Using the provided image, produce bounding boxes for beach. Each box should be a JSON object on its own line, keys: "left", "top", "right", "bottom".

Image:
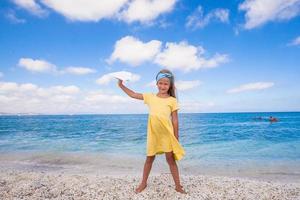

{"left": 0, "top": 152, "right": 300, "bottom": 200}
{"left": 1, "top": 170, "right": 300, "bottom": 200}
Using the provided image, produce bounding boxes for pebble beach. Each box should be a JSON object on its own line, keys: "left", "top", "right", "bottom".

{"left": 1, "top": 169, "right": 299, "bottom": 200}
{"left": 0, "top": 152, "right": 299, "bottom": 200}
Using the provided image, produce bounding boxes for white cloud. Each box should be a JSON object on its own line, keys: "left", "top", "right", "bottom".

{"left": 289, "top": 36, "right": 300, "bottom": 46}
{"left": 180, "top": 100, "right": 215, "bottom": 113}
{"left": 239, "top": 0, "right": 300, "bottom": 29}
{"left": 227, "top": 82, "right": 274, "bottom": 94}
{"left": 5, "top": 10, "right": 26, "bottom": 23}
{"left": 18, "top": 58, "right": 57, "bottom": 73}
{"left": 96, "top": 71, "right": 140, "bottom": 85}
{"left": 13, "top": 0, "right": 175, "bottom": 24}
{"left": 120, "top": 0, "right": 176, "bottom": 23}
{"left": 50, "top": 85, "right": 80, "bottom": 95}
{"left": 18, "top": 58, "right": 96, "bottom": 75}
{"left": 108, "top": 37, "right": 229, "bottom": 71}
{"left": 63, "top": 67, "right": 96, "bottom": 75}
{"left": 12, "top": 0, "right": 48, "bottom": 17}
{"left": 108, "top": 36, "right": 162, "bottom": 66}
{"left": 19, "top": 83, "right": 38, "bottom": 91}
{"left": 85, "top": 91, "right": 129, "bottom": 103}
{"left": 0, "top": 82, "right": 19, "bottom": 92}
{"left": 186, "top": 6, "right": 229, "bottom": 29}
{"left": 41, "top": 0, "right": 127, "bottom": 22}
{"left": 175, "top": 80, "right": 201, "bottom": 91}
{"left": 0, "top": 81, "right": 79, "bottom": 95}
{"left": 0, "top": 82, "right": 79, "bottom": 108}
{"left": 155, "top": 41, "right": 229, "bottom": 72}
{"left": 0, "top": 81, "right": 146, "bottom": 114}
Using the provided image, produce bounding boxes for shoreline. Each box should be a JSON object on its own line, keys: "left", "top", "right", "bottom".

{"left": 1, "top": 151, "right": 300, "bottom": 183}
{"left": 0, "top": 151, "right": 300, "bottom": 199}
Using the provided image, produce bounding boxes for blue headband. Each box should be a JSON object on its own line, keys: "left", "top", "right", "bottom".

{"left": 156, "top": 72, "right": 173, "bottom": 82}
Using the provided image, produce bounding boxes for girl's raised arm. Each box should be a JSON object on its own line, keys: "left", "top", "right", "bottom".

{"left": 117, "top": 78, "right": 143, "bottom": 100}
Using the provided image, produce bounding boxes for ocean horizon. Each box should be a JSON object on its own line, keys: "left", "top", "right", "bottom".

{"left": 1, "top": 111, "right": 300, "bottom": 115}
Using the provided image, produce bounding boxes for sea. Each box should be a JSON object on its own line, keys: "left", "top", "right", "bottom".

{"left": 0, "top": 112, "right": 299, "bottom": 181}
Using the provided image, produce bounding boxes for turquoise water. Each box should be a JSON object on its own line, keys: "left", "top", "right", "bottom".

{"left": 0, "top": 112, "right": 300, "bottom": 163}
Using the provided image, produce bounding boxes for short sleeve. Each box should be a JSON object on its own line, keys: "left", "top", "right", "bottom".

{"left": 142, "top": 93, "right": 151, "bottom": 105}
{"left": 171, "top": 98, "right": 179, "bottom": 112}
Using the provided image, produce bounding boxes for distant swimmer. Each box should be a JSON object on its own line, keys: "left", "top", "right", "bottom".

{"left": 269, "top": 116, "right": 278, "bottom": 122}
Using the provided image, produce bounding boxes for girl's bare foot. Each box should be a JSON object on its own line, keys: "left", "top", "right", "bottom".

{"left": 175, "top": 186, "right": 187, "bottom": 194}
{"left": 135, "top": 183, "right": 147, "bottom": 193}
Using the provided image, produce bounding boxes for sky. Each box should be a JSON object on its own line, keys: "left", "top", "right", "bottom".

{"left": 0, "top": 0, "right": 299, "bottom": 114}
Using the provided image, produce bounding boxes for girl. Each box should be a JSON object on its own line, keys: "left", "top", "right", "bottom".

{"left": 117, "top": 69, "right": 187, "bottom": 194}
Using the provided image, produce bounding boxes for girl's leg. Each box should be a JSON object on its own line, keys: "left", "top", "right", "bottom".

{"left": 165, "top": 152, "right": 187, "bottom": 194}
{"left": 135, "top": 155, "right": 155, "bottom": 193}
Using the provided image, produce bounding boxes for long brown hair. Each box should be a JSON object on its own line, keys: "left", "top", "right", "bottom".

{"left": 156, "top": 69, "right": 177, "bottom": 98}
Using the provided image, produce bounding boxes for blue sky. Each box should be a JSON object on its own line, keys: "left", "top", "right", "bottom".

{"left": 0, "top": 0, "right": 299, "bottom": 114}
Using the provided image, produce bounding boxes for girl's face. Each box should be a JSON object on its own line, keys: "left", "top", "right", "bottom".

{"left": 156, "top": 78, "right": 170, "bottom": 94}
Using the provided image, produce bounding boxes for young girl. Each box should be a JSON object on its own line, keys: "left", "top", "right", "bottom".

{"left": 117, "top": 69, "right": 187, "bottom": 194}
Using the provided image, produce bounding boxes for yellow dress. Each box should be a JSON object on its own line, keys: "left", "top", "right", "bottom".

{"left": 143, "top": 92, "right": 185, "bottom": 161}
